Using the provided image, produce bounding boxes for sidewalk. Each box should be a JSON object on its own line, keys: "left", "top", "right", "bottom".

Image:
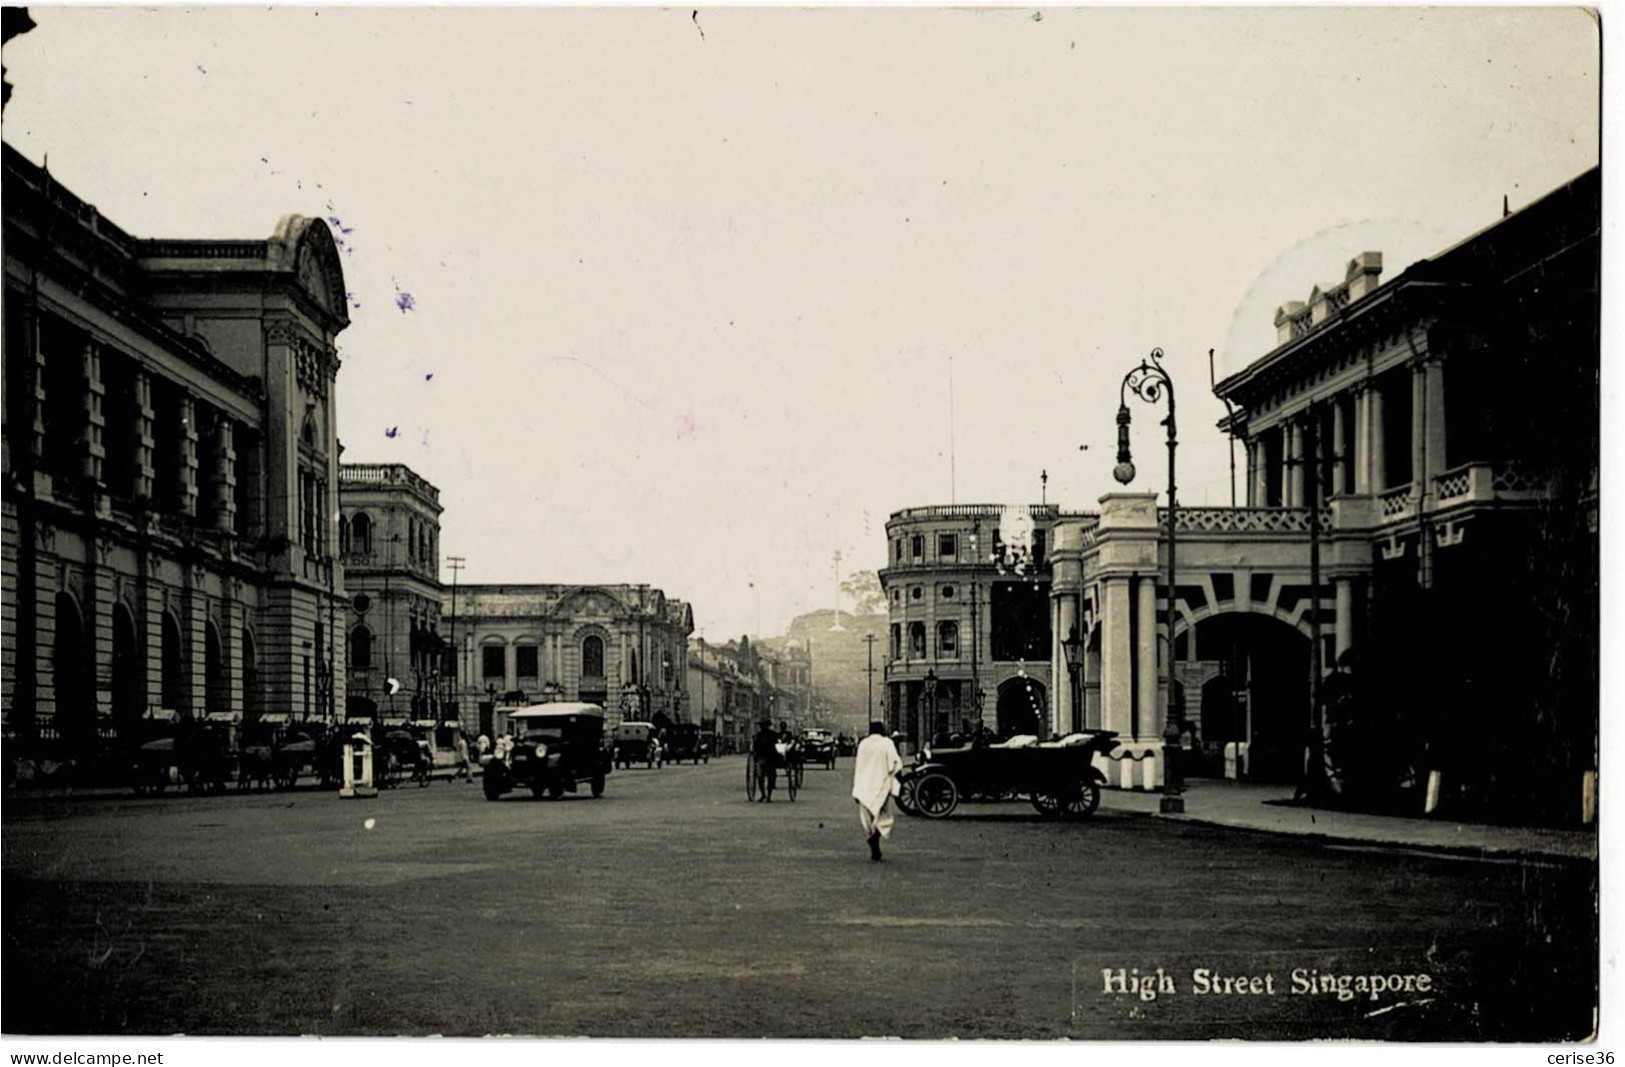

{"left": 1099, "top": 777, "right": 1597, "bottom": 861}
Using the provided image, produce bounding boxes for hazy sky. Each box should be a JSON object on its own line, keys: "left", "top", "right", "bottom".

{"left": 2, "top": 7, "right": 1600, "bottom": 638}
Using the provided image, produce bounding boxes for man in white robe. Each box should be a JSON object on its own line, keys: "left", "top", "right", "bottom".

{"left": 851, "top": 720, "right": 904, "bottom": 861}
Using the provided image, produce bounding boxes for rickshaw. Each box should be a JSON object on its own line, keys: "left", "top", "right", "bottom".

{"left": 665, "top": 722, "right": 709, "bottom": 765}
{"left": 613, "top": 722, "right": 663, "bottom": 769}
{"left": 377, "top": 728, "right": 433, "bottom": 788}
{"left": 745, "top": 736, "right": 801, "bottom": 802}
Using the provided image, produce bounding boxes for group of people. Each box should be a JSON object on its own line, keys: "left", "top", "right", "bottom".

{"left": 449, "top": 730, "right": 497, "bottom": 783}
{"left": 751, "top": 718, "right": 906, "bottom": 863}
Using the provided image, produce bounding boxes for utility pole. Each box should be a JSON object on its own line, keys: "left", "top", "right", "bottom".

{"left": 865, "top": 632, "right": 877, "bottom": 724}
{"left": 447, "top": 555, "right": 465, "bottom": 726}
{"left": 830, "top": 548, "right": 846, "bottom": 631}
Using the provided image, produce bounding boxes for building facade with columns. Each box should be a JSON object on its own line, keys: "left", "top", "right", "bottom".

{"left": 879, "top": 504, "right": 1089, "bottom": 750}
{"left": 1049, "top": 167, "right": 1598, "bottom": 816}
{"left": 2, "top": 144, "right": 351, "bottom": 766}
{"left": 444, "top": 584, "right": 693, "bottom": 737}
{"left": 339, "top": 463, "right": 444, "bottom": 722}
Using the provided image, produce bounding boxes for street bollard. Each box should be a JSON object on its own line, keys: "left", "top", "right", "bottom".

{"left": 1424, "top": 769, "right": 1443, "bottom": 815}
{"left": 1582, "top": 771, "right": 1597, "bottom": 825}
{"left": 340, "top": 733, "right": 377, "bottom": 799}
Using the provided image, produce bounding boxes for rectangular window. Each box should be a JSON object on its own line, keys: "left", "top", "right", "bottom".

{"left": 911, "top": 534, "right": 924, "bottom": 559}
{"left": 890, "top": 624, "right": 902, "bottom": 660}
{"left": 939, "top": 533, "right": 957, "bottom": 560}
{"left": 482, "top": 646, "right": 506, "bottom": 679}
{"left": 100, "top": 352, "right": 138, "bottom": 502}
{"left": 516, "top": 646, "right": 539, "bottom": 678}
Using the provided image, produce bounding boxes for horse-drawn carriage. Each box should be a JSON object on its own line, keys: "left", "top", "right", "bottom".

{"left": 131, "top": 716, "right": 234, "bottom": 794}
{"left": 375, "top": 728, "right": 433, "bottom": 788}
{"left": 895, "top": 731, "right": 1121, "bottom": 820}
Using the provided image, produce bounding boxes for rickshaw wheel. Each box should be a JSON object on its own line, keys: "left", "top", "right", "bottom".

{"left": 746, "top": 752, "right": 759, "bottom": 801}
{"left": 915, "top": 772, "right": 959, "bottom": 818}
{"left": 786, "top": 767, "right": 798, "bottom": 801}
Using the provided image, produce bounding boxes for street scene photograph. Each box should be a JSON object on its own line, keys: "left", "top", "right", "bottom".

{"left": 0, "top": 4, "right": 1606, "bottom": 1052}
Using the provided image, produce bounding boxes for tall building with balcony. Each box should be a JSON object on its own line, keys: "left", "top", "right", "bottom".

{"left": 1048, "top": 166, "right": 1598, "bottom": 818}
{"left": 2, "top": 145, "right": 351, "bottom": 768}
{"left": 443, "top": 584, "right": 693, "bottom": 738}
{"left": 338, "top": 462, "right": 444, "bottom": 722}
{"left": 879, "top": 505, "right": 1092, "bottom": 749}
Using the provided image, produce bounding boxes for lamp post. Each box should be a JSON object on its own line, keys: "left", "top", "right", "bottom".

{"left": 1114, "top": 347, "right": 1184, "bottom": 814}
{"left": 922, "top": 668, "right": 938, "bottom": 748}
{"left": 1061, "top": 622, "right": 1084, "bottom": 735}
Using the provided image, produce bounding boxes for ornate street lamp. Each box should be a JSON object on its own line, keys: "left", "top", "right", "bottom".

{"left": 1061, "top": 622, "right": 1084, "bottom": 734}
{"left": 922, "top": 668, "right": 938, "bottom": 746}
{"left": 1115, "top": 347, "right": 1184, "bottom": 814}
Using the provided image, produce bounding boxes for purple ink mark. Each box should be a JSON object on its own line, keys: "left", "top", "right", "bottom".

{"left": 424, "top": 373, "right": 434, "bottom": 381}
{"left": 394, "top": 291, "right": 416, "bottom": 313}
{"left": 385, "top": 426, "right": 399, "bottom": 439}
{"left": 326, "top": 215, "right": 354, "bottom": 235}
{"left": 346, "top": 291, "right": 362, "bottom": 310}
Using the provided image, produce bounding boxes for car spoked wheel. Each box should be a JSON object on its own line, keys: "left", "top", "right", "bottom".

{"left": 914, "top": 772, "right": 958, "bottom": 819}
{"left": 1029, "top": 789, "right": 1063, "bottom": 818}
{"left": 1064, "top": 780, "right": 1102, "bottom": 819}
{"left": 894, "top": 776, "right": 919, "bottom": 816}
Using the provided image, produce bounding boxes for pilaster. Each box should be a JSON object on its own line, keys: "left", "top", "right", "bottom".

{"left": 81, "top": 341, "right": 106, "bottom": 489}
{"left": 1331, "top": 398, "right": 1347, "bottom": 496}
{"left": 1424, "top": 356, "right": 1448, "bottom": 488}
{"left": 1410, "top": 362, "right": 1426, "bottom": 497}
{"left": 133, "top": 370, "right": 156, "bottom": 502}
{"left": 1135, "top": 575, "right": 1157, "bottom": 743}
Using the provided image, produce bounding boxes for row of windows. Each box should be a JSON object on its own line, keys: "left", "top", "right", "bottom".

{"left": 481, "top": 636, "right": 605, "bottom": 680}
{"left": 338, "top": 511, "right": 437, "bottom": 564}
{"left": 892, "top": 583, "right": 958, "bottom": 605}
{"left": 890, "top": 621, "right": 960, "bottom": 659}
{"left": 894, "top": 533, "right": 960, "bottom": 563}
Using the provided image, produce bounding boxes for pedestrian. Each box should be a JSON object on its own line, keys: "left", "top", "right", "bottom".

{"left": 751, "top": 719, "right": 779, "bottom": 802}
{"left": 476, "top": 733, "right": 491, "bottom": 763}
{"left": 851, "top": 720, "right": 903, "bottom": 862}
{"left": 453, "top": 731, "right": 472, "bottom": 782}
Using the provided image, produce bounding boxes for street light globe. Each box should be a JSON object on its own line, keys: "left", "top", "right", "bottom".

{"left": 1113, "top": 460, "right": 1137, "bottom": 485}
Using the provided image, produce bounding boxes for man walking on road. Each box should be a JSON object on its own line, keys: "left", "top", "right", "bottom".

{"left": 851, "top": 720, "right": 903, "bottom": 861}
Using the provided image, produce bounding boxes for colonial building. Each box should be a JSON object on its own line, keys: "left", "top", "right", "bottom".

{"left": 339, "top": 462, "right": 444, "bottom": 722}
{"left": 879, "top": 504, "right": 1087, "bottom": 749}
{"left": 2, "top": 144, "right": 350, "bottom": 767}
{"left": 1048, "top": 167, "right": 1598, "bottom": 819}
{"left": 444, "top": 584, "right": 693, "bottom": 737}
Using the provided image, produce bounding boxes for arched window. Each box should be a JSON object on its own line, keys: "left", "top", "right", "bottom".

{"left": 352, "top": 512, "right": 373, "bottom": 554}
{"left": 339, "top": 514, "right": 350, "bottom": 555}
{"left": 351, "top": 625, "right": 372, "bottom": 669}
{"left": 908, "top": 622, "right": 926, "bottom": 658}
{"left": 205, "top": 621, "right": 226, "bottom": 712}
{"left": 937, "top": 621, "right": 959, "bottom": 657}
{"left": 582, "top": 635, "right": 605, "bottom": 678}
{"left": 53, "top": 592, "right": 92, "bottom": 744}
{"left": 111, "top": 603, "right": 141, "bottom": 729}
{"left": 161, "top": 611, "right": 184, "bottom": 712}
{"left": 300, "top": 409, "right": 317, "bottom": 447}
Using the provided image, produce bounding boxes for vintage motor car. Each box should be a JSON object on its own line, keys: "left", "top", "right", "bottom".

{"left": 483, "top": 703, "right": 611, "bottom": 801}
{"left": 895, "top": 731, "right": 1121, "bottom": 820}
{"left": 664, "top": 722, "right": 709, "bottom": 765}
{"left": 612, "top": 721, "right": 663, "bottom": 769}
{"left": 801, "top": 728, "right": 838, "bottom": 770}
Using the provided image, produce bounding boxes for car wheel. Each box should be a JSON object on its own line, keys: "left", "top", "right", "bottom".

{"left": 914, "top": 772, "right": 958, "bottom": 818}
{"left": 1064, "top": 780, "right": 1102, "bottom": 819}
{"left": 1030, "top": 790, "right": 1063, "bottom": 818}
{"left": 895, "top": 777, "right": 919, "bottom": 816}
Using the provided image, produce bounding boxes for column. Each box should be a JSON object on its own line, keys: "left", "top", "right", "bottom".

{"left": 1369, "top": 382, "right": 1387, "bottom": 493}
{"left": 225, "top": 594, "right": 244, "bottom": 720}
{"left": 1424, "top": 357, "right": 1448, "bottom": 488}
{"left": 178, "top": 392, "right": 200, "bottom": 519}
{"left": 1331, "top": 397, "right": 1348, "bottom": 496}
{"left": 504, "top": 642, "right": 517, "bottom": 695}
{"left": 81, "top": 342, "right": 106, "bottom": 489}
{"left": 1352, "top": 383, "right": 1370, "bottom": 494}
{"left": 1410, "top": 363, "right": 1426, "bottom": 496}
{"left": 212, "top": 418, "right": 238, "bottom": 533}
{"left": 1055, "top": 594, "right": 1078, "bottom": 733}
{"left": 1284, "top": 419, "right": 1304, "bottom": 507}
{"left": 184, "top": 570, "right": 206, "bottom": 718}
{"left": 90, "top": 538, "right": 115, "bottom": 721}
{"left": 1099, "top": 578, "right": 1133, "bottom": 737}
{"left": 132, "top": 371, "right": 156, "bottom": 503}
{"left": 140, "top": 558, "right": 164, "bottom": 714}
{"left": 1334, "top": 579, "right": 1354, "bottom": 666}
{"left": 1249, "top": 438, "right": 1267, "bottom": 507}
{"left": 1135, "top": 576, "right": 1157, "bottom": 743}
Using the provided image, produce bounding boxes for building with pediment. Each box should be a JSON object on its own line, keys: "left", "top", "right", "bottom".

{"left": 444, "top": 583, "right": 694, "bottom": 736}
{"left": 2, "top": 144, "right": 352, "bottom": 768}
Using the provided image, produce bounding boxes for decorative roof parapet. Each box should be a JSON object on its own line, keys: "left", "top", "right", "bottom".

{"left": 1273, "top": 252, "right": 1384, "bottom": 344}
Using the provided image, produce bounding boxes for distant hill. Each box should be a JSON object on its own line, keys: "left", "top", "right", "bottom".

{"left": 768, "top": 610, "right": 888, "bottom": 736}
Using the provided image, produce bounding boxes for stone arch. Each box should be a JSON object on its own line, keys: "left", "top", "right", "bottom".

{"left": 350, "top": 624, "right": 373, "bottom": 669}
{"left": 205, "top": 619, "right": 227, "bottom": 714}
{"left": 1178, "top": 608, "right": 1312, "bottom": 783}
{"left": 994, "top": 675, "right": 1047, "bottom": 738}
{"left": 350, "top": 511, "right": 373, "bottom": 554}
{"left": 242, "top": 625, "right": 262, "bottom": 720}
{"left": 53, "top": 591, "right": 94, "bottom": 749}
{"left": 553, "top": 586, "right": 627, "bottom": 620}
{"left": 161, "top": 609, "right": 185, "bottom": 714}
{"left": 111, "top": 601, "right": 143, "bottom": 734}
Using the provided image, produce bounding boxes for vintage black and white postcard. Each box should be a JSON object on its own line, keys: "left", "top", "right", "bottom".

{"left": 0, "top": 5, "right": 1606, "bottom": 1055}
